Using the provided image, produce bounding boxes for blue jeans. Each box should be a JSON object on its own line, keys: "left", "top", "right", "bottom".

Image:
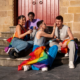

{"left": 11, "top": 38, "right": 33, "bottom": 52}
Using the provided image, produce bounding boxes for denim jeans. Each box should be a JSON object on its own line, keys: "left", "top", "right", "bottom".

{"left": 11, "top": 38, "right": 33, "bottom": 52}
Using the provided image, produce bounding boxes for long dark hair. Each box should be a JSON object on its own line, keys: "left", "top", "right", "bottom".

{"left": 18, "top": 15, "right": 26, "bottom": 20}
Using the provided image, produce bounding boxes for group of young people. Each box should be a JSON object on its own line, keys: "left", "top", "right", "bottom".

{"left": 9, "top": 12, "right": 77, "bottom": 71}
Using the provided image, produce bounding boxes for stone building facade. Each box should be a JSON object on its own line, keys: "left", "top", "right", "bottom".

{"left": 0, "top": 0, "right": 80, "bottom": 40}
{"left": 0, "top": 0, "right": 14, "bottom": 36}
{"left": 60, "top": 0, "right": 80, "bottom": 40}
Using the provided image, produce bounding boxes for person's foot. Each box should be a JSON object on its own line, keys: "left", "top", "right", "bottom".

{"left": 23, "top": 65, "right": 31, "bottom": 71}
{"left": 9, "top": 49, "right": 17, "bottom": 59}
{"left": 69, "top": 61, "right": 75, "bottom": 69}
{"left": 65, "top": 53, "right": 69, "bottom": 57}
{"left": 41, "top": 67, "right": 48, "bottom": 72}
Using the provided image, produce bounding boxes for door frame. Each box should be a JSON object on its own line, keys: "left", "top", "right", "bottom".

{"left": 13, "top": 0, "right": 18, "bottom": 25}
{"left": 14, "top": 0, "right": 59, "bottom": 26}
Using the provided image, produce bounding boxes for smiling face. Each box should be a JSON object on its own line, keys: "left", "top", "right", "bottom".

{"left": 56, "top": 19, "right": 63, "bottom": 27}
{"left": 19, "top": 17, "right": 26, "bottom": 25}
{"left": 28, "top": 14, "right": 34, "bottom": 21}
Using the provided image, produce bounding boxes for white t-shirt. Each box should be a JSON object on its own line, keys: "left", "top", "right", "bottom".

{"left": 55, "top": 25, "right": 69, "bottom": 40}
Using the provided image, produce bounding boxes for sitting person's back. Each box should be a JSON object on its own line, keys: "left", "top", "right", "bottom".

{"left": 34, "top": 30, "right": 45, "bottom": 46}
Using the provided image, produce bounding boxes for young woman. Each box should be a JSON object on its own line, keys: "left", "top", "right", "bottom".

{"left": 25, "top": 12, "right": 40, "bottom": 39}
{"left": 23, "top": 20, "right": 58, "bottom": 72}
{"left": 9, "top": 15, "right": 33, "bottom": 58}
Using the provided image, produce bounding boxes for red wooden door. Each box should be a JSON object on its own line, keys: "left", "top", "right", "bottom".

{"left": 18, "top": 0, "right": 59, "bottom": 26}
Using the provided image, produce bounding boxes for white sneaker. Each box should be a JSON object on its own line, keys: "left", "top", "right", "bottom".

{"left": 41, "top": 67, "right": 48, "bottom": 72}
{"left": 65, "top": 53, "right": 69, "bottom": 57}
{"left": 23, "top": 65, "right": 30, "bottom": 71}
{"left": 69, "top": 61, "right": 75, "bottom": 69}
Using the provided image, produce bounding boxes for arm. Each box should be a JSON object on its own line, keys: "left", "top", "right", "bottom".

{"left": 16, "top": 25, "right": 32, "bottom": 39}
{"left": 40, "top": 29, "right": 55, "bottom": 38}
{"left": 67, "top": 27, "right": 74, "bottom": 41}
{"left": 40, "top": 24, "right": 56, "bottom": 38}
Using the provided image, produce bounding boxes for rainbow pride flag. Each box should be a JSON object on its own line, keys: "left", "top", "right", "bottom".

{"left": 18, "top": 46, "right": 49, "bottom": 71}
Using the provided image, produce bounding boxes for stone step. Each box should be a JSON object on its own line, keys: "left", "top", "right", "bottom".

{"left": 0, "top": 53, "right": 80, "bottom": 67}
{"left": 0, "top": 37, "right": 9, "bottom": 46}
{"left": 9, "top": 26, "right": 51, "bottom": 33}
{"left": 0, "top": 55, "right": 30, "bottom": 67}
{"left": 1, "top": 32, "right": 14, "bottom": 38}
{"left": 0, "top": 45, "right": 8, "bottom": 56}
{"left": 0, "top": 45, "right": 80, "bottom": 67}
{"left": 9, "top": 26, "right": 16, "bottom": 32}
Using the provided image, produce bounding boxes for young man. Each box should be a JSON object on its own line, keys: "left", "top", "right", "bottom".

{"left": 32, "top": 20, "right": 58, "bottom": 71}
{"left": 49, "top": 15, "right": 75, "bottom": 69}
{"left": 25, "top": 12, "right": 40, "bottom": 39}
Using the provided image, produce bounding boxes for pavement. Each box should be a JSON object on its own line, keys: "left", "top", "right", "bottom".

{"left": 0, "top": 63, "right": 80, "bottom": 80}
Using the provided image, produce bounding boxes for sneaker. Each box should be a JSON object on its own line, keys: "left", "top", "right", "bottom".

{"left": 65, "top": 53, "right": 69, "bottom": 57}
{"left": 69, "top": 61, "right": 75, "bottom": 69}
{"left": 41, "top": 67, "right": 48, "bottom": 72}
{"left": 23, "top": 65, "right": 31, "bottom": 71}
{"left": 9, "top": 49, "right": 19, "bottom": 59}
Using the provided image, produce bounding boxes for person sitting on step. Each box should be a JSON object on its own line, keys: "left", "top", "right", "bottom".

{"left": 25, "top": 12, "right": 40, "bottom": 40}
{"left": 9, "top": 15, "right": 33, "bottom": 59}
{"left": 49, "top": 15, "right": 76, "bottom": 69}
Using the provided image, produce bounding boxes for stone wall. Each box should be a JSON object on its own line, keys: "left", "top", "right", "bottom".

{"left": 0, "top": 0, "right": 14, "bottom": 36}
{"left": 59, "top": 0, "right": 80, "bottom": 40}
{"left": 0, "top": 0, "right": 80, "bottom": 40}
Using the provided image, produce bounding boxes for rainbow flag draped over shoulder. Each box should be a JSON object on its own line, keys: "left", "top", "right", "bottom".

{"left": 18, "top": 46, "right": 49, "bottom": 71}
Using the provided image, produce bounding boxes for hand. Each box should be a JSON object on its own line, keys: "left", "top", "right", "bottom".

{"left": 54, "top": 36, "right": 57, "bottom": 39}
{"left": 59, "top": 42, "right": 63, "bottom": 47}
{"left": 62, "top": 41, "right": 67, "bottom": 48}
{"left": 27, "top": 30, "right": 33, "bottom": 34}
{"left": 53, "top": 23, "right": 56, "bottom": 29}
{"left": 33, "top": 26, "right": 36, "bottom": 29}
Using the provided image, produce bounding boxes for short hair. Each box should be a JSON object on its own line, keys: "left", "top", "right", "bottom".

{"left": 28, "top": 12, "right": 35, "bottom": 17}
{"left": 18, "top": 15, "right": 26, "bottom": 20}
{"left": 37, "top": 20, "right": 43, "bottom": 28}
{"left": 56, "top": 15, "right": 63, "bottom": 22}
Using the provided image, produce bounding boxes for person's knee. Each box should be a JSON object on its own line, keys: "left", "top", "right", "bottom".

{"left": 52, "top": 45, "right": 58, "bottom": 50}
{"left": 30, "top": 41, "right": 34, "bottom": 45}
{"left": 49, "top": 42, "right": 54, "bottom": 47}
{"left": 50, "top": 45, "right": 58, "bottom": 51}
{"left": 68, "top": 41, "right": 75, "bottom": 48}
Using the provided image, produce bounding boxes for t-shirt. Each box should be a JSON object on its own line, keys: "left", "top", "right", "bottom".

{"left": 55, "top": 25, "right": 69, "bottom": 40}
{"left": 25, "top": 19, "right": 40, "bottom": 29}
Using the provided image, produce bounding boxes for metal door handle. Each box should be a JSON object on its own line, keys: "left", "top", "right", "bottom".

{"left": 32, "top": 1, "right": 36, "bottom": 5}
{"left": 39, "top": 1, "right": 43, "bottom": 4}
